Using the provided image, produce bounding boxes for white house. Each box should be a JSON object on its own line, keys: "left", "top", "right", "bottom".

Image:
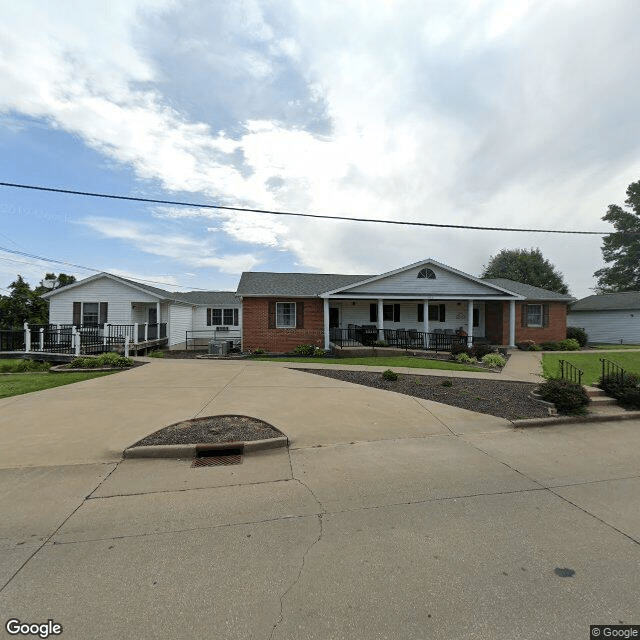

{"left": 41, "top": 272, "right": 240, "bottom": 349}
{"left": 568, "top": 292, "right": 640, "bottom": 344}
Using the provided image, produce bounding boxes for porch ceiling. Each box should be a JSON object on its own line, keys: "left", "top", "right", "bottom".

{"left": 324, "top": 293, "right": 522, "bottom": 300}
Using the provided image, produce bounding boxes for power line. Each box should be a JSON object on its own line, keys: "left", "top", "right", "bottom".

{"left": 0, "top": 246, "right": 209, "bottom": 290}
{"left": 0, "top": 181, "right": 619, "bottom": 235}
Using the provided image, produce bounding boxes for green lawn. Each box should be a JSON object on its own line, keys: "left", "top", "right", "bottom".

{"left": 542, "top": 351, "right": 640, "bottom": 386}
{"left": 250, "top": 355, "right": 486, "bottom": 372}
{"left": 0, "top": 370, "right": 116, "bottom": 398}
{"left": 590, "top": 344, "right": 640, "bottom": 350}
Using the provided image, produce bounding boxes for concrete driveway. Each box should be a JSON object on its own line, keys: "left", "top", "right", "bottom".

{"left": 1, "top": 359, "right": 639, "bottom": 639}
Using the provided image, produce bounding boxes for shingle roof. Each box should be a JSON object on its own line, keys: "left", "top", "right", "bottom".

{"left": 237, "top": 272, "right": 373, "bottom": 296}
{"left": 172, "top": 291, "right": 238, "bottom": 305}
{"left": 570, "top": 291, "right": 640, "bottom": 311}
{"left": 482, "top": 278, "right": 574, "bottom": 301}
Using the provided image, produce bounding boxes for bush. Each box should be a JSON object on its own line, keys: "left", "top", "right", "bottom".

{"left": 616, "top": 386, "right": 640, "bottom": 410}
{"left": 148, "top": 350, "right": 164, "bottom": 358}
{"left": 252, "top": 348, "right": 265, "bottom": 355}
{"left": 382, "top": 369, "right": 398, "bottom": 381}
{"left": 528, "top": 344, "right": 542, "bottom": 351}
{"left": 455, "top": 353, "right": 476, "bottom": 364}
{"left": 374, "top": 340, "right": 389, "bottom": 347}
{"left": 598, "top": 372, "right": 640, "bottom": 409}
{"left": 538, "top": 379, "right": 590, "bottom": 414}
{"left": 566, "top": 326, "right": 588, "bottom": 347}
{"left": 292, "top": 344, "right": 316, "bottom": 356}
{"left": 441, "top": 379, "right": 453, "bottom": 387}
{"left": 313, "top": 347, "right": 325, "bottom": 357}
{"left": 481, "top": 353, "right": 507, "bottom": 367}
{"left": 558, "top": 338, "right": 580, "bottom": 351}
{"left": 69, "top": 352, "right": 134, "bottom": 369}
{"left": 0, "top": 359, "right": 50, "bottom": 373}
{"left": 540, "top": 341, "right": 560, "bottom": 351}
{"left": 474, "top": 344, "right": 495, "bottom": 359}
{"left": 451, "top": 342, "right": 472, "bottom": 356}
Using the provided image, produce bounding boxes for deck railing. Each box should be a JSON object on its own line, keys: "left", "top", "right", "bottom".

{"left": 330, "top": 326, "right": 475, "bottom": 352}
{"left": 600, "top": 358, "right": 625, "bottom": 385}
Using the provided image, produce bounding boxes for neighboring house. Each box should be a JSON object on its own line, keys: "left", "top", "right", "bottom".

{"left": 41, "top": 272, "right": 240, "bottom": 349}
{"left": 237, "top": 259, "right": 573, "bottom": 352}
{"left": 568, "top": 292, "right": 640, "bottom": 344}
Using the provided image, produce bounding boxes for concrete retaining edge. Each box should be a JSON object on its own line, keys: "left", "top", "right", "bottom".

{"left": 123, "top": 436, "right": 288, "bottom": 459}
{"left": 513, "top": 410, "right": 640, "bottom": 428}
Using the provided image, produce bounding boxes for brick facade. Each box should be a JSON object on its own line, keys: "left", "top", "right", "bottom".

{"left": 242, "top": 297, "right": 324, "bottom": 352}
{"left": 515, "top": 301, "right": 568, "bottom": 344}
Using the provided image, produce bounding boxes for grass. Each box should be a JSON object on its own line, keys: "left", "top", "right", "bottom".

{"left": 0, "top": 359, "right": 51, "bottom": 373}
{"left": 250, "top": 355, "right": 486, "bottom": 372}
{"left": 590, "top": 344, "right": 640, "bottom": 350}
{"left": 542, "top": 351, "right": 640, "bottom": 386}
{"left": 0, "top": 369, "right": 116, "bottom": 398}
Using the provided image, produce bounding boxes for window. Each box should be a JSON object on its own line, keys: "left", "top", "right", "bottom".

{"left": 526, "top": 304, "right": 542, "bottom": 327}
{"left": 370, "top": 304, "right": 400, "bottom": 322}
{"left": 276, "top": 302, "right": 296, "bottom": 328}
{"left": 82, "top": 302, "right": 99, "bottom": 326}
{"left": 417, "top": 268, "right": 436, "bottom": 279}
{"left": 207, "top": 308, "right": 239, "bottom": 326}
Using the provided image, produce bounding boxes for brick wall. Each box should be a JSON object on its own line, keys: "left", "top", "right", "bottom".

{"left": 241, "top": 297, "right": 324, "bottom": 352}
{"left": 515, "top": 301, "right": 568, "bottom": 343}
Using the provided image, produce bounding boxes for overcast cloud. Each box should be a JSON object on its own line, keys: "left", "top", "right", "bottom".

{"left": 0, "top": 0, "right": 638, "bottom": 296}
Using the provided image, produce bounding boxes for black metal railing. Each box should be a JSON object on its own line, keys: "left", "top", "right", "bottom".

{"left": 107, "top": 324, "right": 135, "bottom": 341}
{"left": 559, "top": 359, "right": 583, "bottom": 384}
{"left": 329, "top": 326, "right": 474, "bottom": 352}
{"left": 0, "top": 329, "right": 25, "bottom": 351}
{"left": 600, "top": 358, "right": 625, "bottom": 385}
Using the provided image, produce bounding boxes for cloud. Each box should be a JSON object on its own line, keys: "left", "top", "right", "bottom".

{"left": 79, "top": 217, "right": 260, "bottom": 274}
{"left": 1, "top": 0, "right": 639, "bottom": 297}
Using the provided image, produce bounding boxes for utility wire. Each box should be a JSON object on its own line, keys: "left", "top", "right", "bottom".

{"left": 0, "top": 246, "right": 209, "bottom": 290}
{"left": 0, "top": 181, "right": 619, "bottom": 235}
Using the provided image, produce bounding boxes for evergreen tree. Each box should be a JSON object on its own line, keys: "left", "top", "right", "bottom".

{"left": 481, "top": 248, "right": 570, "bottom": 295}
{"left": 594, "top": 179, "right": 640, "bottom": 292}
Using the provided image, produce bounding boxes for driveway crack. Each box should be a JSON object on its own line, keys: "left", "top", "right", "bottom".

{"left": 269, "top": 513, "right": 323, "bottom": 640}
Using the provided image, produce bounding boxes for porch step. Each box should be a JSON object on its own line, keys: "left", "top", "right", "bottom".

{"left": 585, "top": 386, "right": 618, "bottom": 405}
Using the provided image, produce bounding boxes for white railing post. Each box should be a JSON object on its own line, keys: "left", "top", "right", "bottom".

{"left": 133, "top": 323, "right": 139, "bottom": 344}
{"left": 24, "top": 322, "right": 30, "bottom": 352}
{"left": 103, "top": 322, "right": 108, "bottom": 346}
{"left": 57, "top": 324, "right": 61, "bottom": 343}
{"left": 73, "top": 327, "right": 81, "bottom": 356}
{"left": 124, "top": 336, "right": 130, "bottom": 358}
{"left": 144, "top": 323, "right": 149, "bottom": 342}
{"left": 39, "top": 328, "right": 44, "bottom": 351}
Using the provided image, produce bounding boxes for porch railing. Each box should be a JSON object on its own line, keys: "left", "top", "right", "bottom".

{"left": 330, "top": 326, "right": 475, "bottom": 352}
{"left": 0, "top": 322, "right": 167, "bottom": 357}
{"left": 600, "top": 358, "right": 625, "bottom": 385}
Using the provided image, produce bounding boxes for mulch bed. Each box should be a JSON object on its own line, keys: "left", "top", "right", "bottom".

{"left": 296, "top": 368, "right": 550, "bottom": 421}
{"left": 132, "top": 415, "right": 283, "bottom": 446}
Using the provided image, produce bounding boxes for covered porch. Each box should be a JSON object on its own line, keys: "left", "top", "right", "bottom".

{"left": 321, "top": 297, "right": 517, "bottom": 351}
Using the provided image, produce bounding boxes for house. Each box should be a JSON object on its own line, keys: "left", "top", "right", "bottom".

{"left": 41, "top": 272, "right": 240, "bottom": 349}
{"left": 236, "top": 259, "right": 573, "bottom": 352}
{"left": 568, "top": 292, "right": 640, "bottom": 344}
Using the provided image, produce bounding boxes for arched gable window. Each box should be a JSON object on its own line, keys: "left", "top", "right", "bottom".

{"left": 417, "top": 268, "right": 436, "bottom": 279}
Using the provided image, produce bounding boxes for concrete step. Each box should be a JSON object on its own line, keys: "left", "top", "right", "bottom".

{"left": 589, "top": 396, "right": 618, "bottom": 406}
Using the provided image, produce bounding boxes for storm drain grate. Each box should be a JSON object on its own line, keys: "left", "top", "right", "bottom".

{"left": 191, "top": 446, "right": 243, "bottom": 468}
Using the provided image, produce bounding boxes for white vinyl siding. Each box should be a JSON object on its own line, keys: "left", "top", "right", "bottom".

{"left": 568, "top": 309, "right": 640, "bottom": 344}
{"left": 168, "top": 304, "right": 193, "bottom": 347}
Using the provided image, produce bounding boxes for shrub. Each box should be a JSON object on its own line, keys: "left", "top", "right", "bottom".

{"left": 540, "top": 341, "right": 560, "bottom": 351}
{"left": 313, "top": 347, "right": 325, "bottom": 357}
{"left": 474, "top": 344, "right": 495, "bottom": 359}
{"left": 616, "top": 386, "right": 640, "bottom": 410}
{"left": 529, "top": 344, "right": 542, "bottom": 351}
{"left": 148, "top": 350, "right": 164, "bottom": 358}
{"left": 566, "top": 326, "right": 588, "bottom": 347}
{"left": 374, "top": 340, "right": 389, "bottom": 347}
{"left": 455, "top": 353, "right": 476, "bottom": 364}
{"left": 0, "top": 359, "right": 50, "bottom": 373}
{"left": 292, "top": 344, "right": 316, "bottom": 356}
{"left": 598, "top": 373, "right": 640, "bottom": 406}
{"left": 382, "top": 369, "right": 398, "bottom": 381}
{"left": 482, "top": 353, "right": 507, "bottom": 367}
{"left": 441, "top": 379, "right": 453, "bottom": 387}
{"left": 538, "top": 379, "right": 590, "bottom": 414}
{"left": 451, "top": 342, "right": 472, "bottom": 356}
{"left": 69, "top": 352, "right": 134, "bottom": 369}
{"left": 558, "top": 338, "right": 580, "bottom": 351}
{"left": 252, "top": 348, "right": 265, "bottom": 355}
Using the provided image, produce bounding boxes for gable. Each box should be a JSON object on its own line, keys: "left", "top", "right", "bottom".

{"left": 329, "top": 262, "right": 519, "bottom": 298}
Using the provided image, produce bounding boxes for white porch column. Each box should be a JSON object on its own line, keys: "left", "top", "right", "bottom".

{"left": 24, "top": 322, "right": 30, "bottom": 352}
{"left": 323, "top": 298, "right": 330, "bottom": 350}
{"left": 467, "top": 300, "right": 474, "bottom": 347}
{"left": 509, "top": 300, "right": 516, "bottom": 347}
{"left": 156, "top": 302, "right": 160, "bottom": 324}
{"left": 133, "top": 323, "right": 139, "bottom": 344}
{"left": 73, "top": 327, "right": 80, "bottom": 356}
{"left": 124, "top": 336, "right": 130, "bottom": 358}
{"left": 103, "top": 322, "right": 108, "bottom": 346}
{"left": 144, "top": 323, "right": 149, "bottom": 341}
{"left": 377, "top": 298, "right": 384, "bottom": 341}
{"left": 423, "top": 301, "right": 429, "bottom": 347}
{"left": 39, "top": 328, "right": 44, "bottom": 351}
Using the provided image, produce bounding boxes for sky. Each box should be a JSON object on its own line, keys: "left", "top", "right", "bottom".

{"left": 0, "top": 0, "right": 639, "bottom": 298}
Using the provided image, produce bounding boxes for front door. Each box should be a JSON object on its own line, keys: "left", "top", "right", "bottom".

{"left": 329, "top": 308, "right": 339, "bottom": 328}
{"left": 148, "top": 308, "right": 157, "bottom": 324}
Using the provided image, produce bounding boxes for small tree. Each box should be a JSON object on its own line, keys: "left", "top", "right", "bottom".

{"left": 594, "top": 179, "right": 640, "bottom": 292}
{"left": 481, "top": 248, "right": 570, "bottom": 295}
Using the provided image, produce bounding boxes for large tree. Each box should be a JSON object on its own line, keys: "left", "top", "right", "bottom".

{"left": 594, "top": 179, "right": 640, "bottom": 293}
{"left": 480, "top": 248, "right": 570, "bottom": 295}
{"left": 0, "top": 272, "right": 76, "bottom": 327}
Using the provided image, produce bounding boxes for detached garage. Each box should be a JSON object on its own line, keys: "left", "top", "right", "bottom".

{"left": 568, "top": 292, "right": 640, "bottom": 344}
